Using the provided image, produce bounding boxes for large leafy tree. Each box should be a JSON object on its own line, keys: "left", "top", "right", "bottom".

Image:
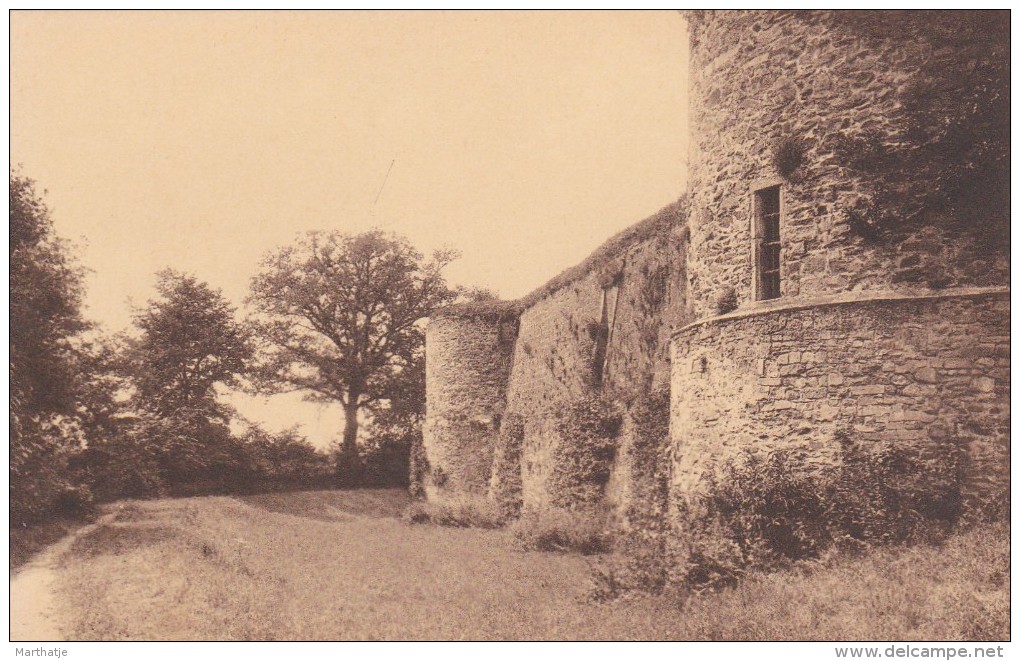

{"left": 128, "top": 269, "right": 253, "bottom": 421}
{"left": 248, "top": 230, "right": 458, "bottom": 478}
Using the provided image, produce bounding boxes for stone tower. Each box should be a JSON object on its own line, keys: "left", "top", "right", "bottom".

{"left": 671, "top": 10, "right": 1009, "bottom": 502}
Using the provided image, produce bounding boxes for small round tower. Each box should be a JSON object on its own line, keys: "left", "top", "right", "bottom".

{"left": 422, "top": 303, "right": 519, "bottom": 500}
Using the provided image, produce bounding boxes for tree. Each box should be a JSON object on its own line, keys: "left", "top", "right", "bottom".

{"left": 115, "top": 271, "right": 253, "bottom": 494}
{"left": 10, "top": 172, "right": 88, "bottom": 426}
{"left": 248, "top": 230, "right": 458, "bottom": 480}
{"left": 128, "top": 269, "right": 253, "bottom": 421}
{"left": 10, "top": 172, "right": 91, "bottom": 523}
{"left": 360, "top": 353, "right": 426, "bottom": 487}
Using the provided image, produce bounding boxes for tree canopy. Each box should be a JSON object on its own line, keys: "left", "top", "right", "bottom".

{"left": 128, "top": 269, "right": 253, "bottom": 421}
{"left": 10, "top": 171, "right": 91, "bottom": 523}
{"left": 10, "top": 172, "right": 88, "bottom": 422}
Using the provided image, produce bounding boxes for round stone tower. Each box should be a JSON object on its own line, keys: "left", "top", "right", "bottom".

{"left": 671, "top": 10, "right": 1009, "bottom": 504}
{"left": 422, "top": 303, "right": 519, "bottom": 500}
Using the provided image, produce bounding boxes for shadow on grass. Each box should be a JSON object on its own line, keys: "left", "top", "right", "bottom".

{"left": 235, "top": 488, "right": 411, "bottom": 522}
{"left": 10, "top": 517, "right": 86, "bottom": 573}
{"left": 70, "top": 524, "right": 178, "bottom": 560}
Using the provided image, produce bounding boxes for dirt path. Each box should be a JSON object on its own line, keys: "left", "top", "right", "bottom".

{"left": 10, "top": 514, "right": 117, "bottom": 641}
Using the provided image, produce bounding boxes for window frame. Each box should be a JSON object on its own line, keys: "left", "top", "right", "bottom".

{"left": 751, "top": 182, "right": 783, "bottom": 301}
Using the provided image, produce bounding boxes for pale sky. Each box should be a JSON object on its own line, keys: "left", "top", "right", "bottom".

{"left": 11, "top": 10, "right": 690, "bottom": 448}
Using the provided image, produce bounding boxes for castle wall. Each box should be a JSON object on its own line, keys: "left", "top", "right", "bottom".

{"left": 421, "top": 11, "right": 1009, "bottom": 536}
{"left": 685, "top": 10, "right": 1009, "bottom": 319}
{"left": 669, "top": 288, "right": 1010, "bottom": 506}
{"left": 502, "top": 205, "right": 690, "bottom": 511}
{"left": 422, "top": 312, "right": 516, "bottom": 499}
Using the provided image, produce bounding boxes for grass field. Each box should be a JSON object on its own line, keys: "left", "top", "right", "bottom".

{"left": 19, "top": 489, "right": 1007, "bottom": 640}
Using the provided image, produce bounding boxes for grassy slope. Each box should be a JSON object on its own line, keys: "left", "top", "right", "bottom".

{"left": 46, "top": 489, "right": 1008, "bottom": 641}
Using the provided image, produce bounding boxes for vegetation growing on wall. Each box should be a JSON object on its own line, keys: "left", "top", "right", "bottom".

{"left": 625, "top": 388, "right": 671, "bottom": 529}
{"left": 828, "top": 12, "right": 1008, "bottom": 245}
{"left": 407, "top": 431, "right": 429, "bottom": 500}
{"left": 770, "top": 135, "right": 808, "bottom": 179}
{"left": 714, "top": 287, "right": 738, "bottom": 315}
{"left": 634, "top": 256, "right": 673, "bottom": 382}
{"left": 489, "top": 413, "right": 525, "bottom": 520}
{"left": 585, "top": 388, "right": 673, "bottom": 600}
{"left": 592, "top": 429, "right": 973, "bottom": 600}
{"left": 549, "top": 395, "right": 622, "bottom": 511}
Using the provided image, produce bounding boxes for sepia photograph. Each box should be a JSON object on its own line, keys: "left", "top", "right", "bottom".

{"left": 8, "top": 8, "right": 1010, "bottom": 648}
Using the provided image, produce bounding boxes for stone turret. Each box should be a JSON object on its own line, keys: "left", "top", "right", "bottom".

{"left": 422, "top": 303, "right": 519, "bottom": 500}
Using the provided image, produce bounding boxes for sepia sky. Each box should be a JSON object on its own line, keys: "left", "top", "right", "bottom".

{"left": 11, "top": 10, "right": 690, "bottom": 447}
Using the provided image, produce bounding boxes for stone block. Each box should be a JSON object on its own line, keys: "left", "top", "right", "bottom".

{"left": 972, "top": 377, "right": 995, "bottom": 393}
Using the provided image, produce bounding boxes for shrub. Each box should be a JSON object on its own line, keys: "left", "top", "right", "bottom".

{"left": 359, "top": 429, "right": 414, "bottom": 489}
{"left": 825, "top": 430, "right": 963, "bottom": 546}
{"left": 770, "top": 135, "right": 808, "bottom": 178}
{"left": 242, "top": 425, "right": 334, "bottom": 491}
{"left": 593, "top": 431, "right": 970, "bottom": 599}
{"left": 588, "top": 526, "right": 675, "bottom": 602}
{"left": 73, "top": 431, "right": 166, "bottom": 502}
{"left": 676, "top": 435, "right": 965, "bottom": 593}
{"left": 52, "top": 484, "right": 98, "bottom": 521}
{"left": 10, "top": 417, "right": 87, "bottom": 526}
{"left": 703, "top": 450, "right": 829, "bottom": 563}
{"left": 715, "top": 287, "right": 738, "bottom": 315}
{"left": 402, "top": 495, "right": 503, "bottom": 529}
{"left": 550, "top": 395, "right": 622, "bottom": 510}
{"left": 510, "top": 508, "right": 611, "bottom": 555}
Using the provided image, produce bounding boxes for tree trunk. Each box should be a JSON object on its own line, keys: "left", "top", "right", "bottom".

{"left": 337, "top": 400, "right": 361, "bottom": 486}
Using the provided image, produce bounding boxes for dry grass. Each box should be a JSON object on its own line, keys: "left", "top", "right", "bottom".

{"left": 41, "top": 490, "right": 1009, "bottom": 640}
{"left": 669, "top": 520, "right": 1010, "bottom": 640}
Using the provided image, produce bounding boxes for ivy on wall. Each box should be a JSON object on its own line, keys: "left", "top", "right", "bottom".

{"left": 830, "top": 12, "right": 1008, "bottom": 245}
{"left": 549, "top": 394, "right": 623, "bottom": 511}
{"left": 490, "top": 413, "right": 525, "bottom": 520}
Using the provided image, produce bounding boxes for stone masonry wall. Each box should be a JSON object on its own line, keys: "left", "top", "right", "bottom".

{"left": 423, "top": 313, "right": 516, "bottom": 499}
{"left": 669, "top": 289, "right": 1010, "bottom": 508}
{"left": 685, "top": 10, "right": 1010, "bottom": 319}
